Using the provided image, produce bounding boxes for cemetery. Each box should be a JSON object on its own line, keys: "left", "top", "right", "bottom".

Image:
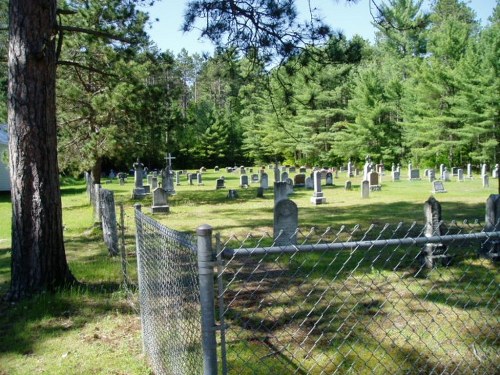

{"left": 1, "top": 1, "right": 498, "bottom": 374}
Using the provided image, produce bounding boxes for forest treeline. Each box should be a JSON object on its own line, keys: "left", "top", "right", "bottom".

{"left": 1, "top": 0, "right": 499, "bottom": 176}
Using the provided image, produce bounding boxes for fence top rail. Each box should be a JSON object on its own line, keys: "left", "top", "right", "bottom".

{"left": 222, "top": 231, "right": 500, "bottom": 257}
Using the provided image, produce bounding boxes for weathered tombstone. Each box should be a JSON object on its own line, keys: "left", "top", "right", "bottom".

{"left": 214, "top": 166, "right": 220, "bottom": 172}
{"left": 189, "top": 173, "right": 196, "bottom": 185}
{"left": 457, "top": 169, "right": 464, "bottom": 182}
{"left": 347, "top": 160, "right": 354, "bottom": 177}
{"left": 392, "top": 170, "right": 400, "bottom": 181}
{"left": 175, "top": 171, "right": 181, "bottom": 186}
{"left": 197, "top": 173, "right": 203, "bottom": 186}
{"left": 281, "top": 171, "right": 289, "bottom": 182}
{"left": 294, "top": 174, "right": 306, "bottom": 187}
{"left": 305, "top": 176, "right": 314, "bottom": 190}
{"left": 480, "top": 194, "right": 500, "bottom": 259}
{"left": 467, "top": 163, "right": 472, "bottom": 179}
{"left": 240, "top": 166, "right": 246, "bottom": 174}
{"left": 118, "top": 172, "right": 125, "bottom": 185}
{"left": 227, "top": 189, "right": 239, "bottom": 199}
{"left": 274, "top": 181, "right": 290, "bottom": 204}
{"left": 240, "top": 175, "right": 249, "bottom": 187}
{"left": 420, "top": 196, "right": 449, "bottom": 269}
{"left": 274, "top": 164, "right": 281, "bottom": 182}
{"left": 481, "top": 163, "right": 487, "bottom": 176}
{"left": 442, "top": 168, "right": 450, "bottom": 182}
{"left": 299, "top": 167, "right": 307, "bottom": 173}
{"left": 274, "top": 199, "right": 298, "bottom": 246}
{"left": 151, "top": 176, "right": 158, "bottom": 190}
{"left": 147, "top": 174, "right": 153, "bottom": 186}
{"left": 361, "top": 180, "right": 369, "bottom": 199}
{"left": 325, "top": 172, "right": 333, "bottom": 186}
{"left": 132, "top": 159, "right": 147, "bottom": 199}
{"left": 251, "top": 174, "right": 259, "bottom": 183}
{"left": 289, "top": 167, "right": 296, "bottom": 173}
{"left": 440, "top": 164, "right": 445, "bottom": 178}
{"left": 493, "top": 164, "right": 499, "bottom": 179}
{"left": 407, "top": 163, "right": 413, "bottom": 179}
{"left": 369, "top": 171, "right": 381, "bottom": 191}
{"left": 216, "top": 178, "right": 225, "bottom": 190}
{"left": 99, "top": 189, "right": 119, "bottom": 256}
{"left": 261, "top": 173, "right": 269, "bottom": 189}
{"left": 483, "top": 174, "right": 489, "bottom": 188}
{"left": 285, "top": 178, "right": 294, "bottom": 195}
{"left": 432, "top": 180, "right": 447, "bottom": 193}
{"left": 428, "top": 169, "right": 436, "bottom": 182}
{"left": 151, "top": 187, "right": 170, "bottom": 214}
{"left": 409, "top": 169, "right": 420, "bottom": 180}
{"left": 451, "top": 167, "right": 459, "bottom": 176}
{"left": 310, "top": 171, "right": 326, "bottom": 205}
{"left": 344, "top": 180, "right": 352, "bottom": 191}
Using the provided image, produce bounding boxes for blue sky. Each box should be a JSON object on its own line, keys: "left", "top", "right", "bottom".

{"left": 142, "top": 0, "right": 497, "bottom": 56}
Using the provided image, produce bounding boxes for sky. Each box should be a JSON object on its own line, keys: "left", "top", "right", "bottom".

{"left": 141, "top": 0, "right": 497, "bottom": 56}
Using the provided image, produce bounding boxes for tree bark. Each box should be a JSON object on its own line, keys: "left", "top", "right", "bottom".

{"left": 7, "top": 0, "right": 74, "bottom": 300}
{"left": 91, "top": 156, "right": 102, "bottom": 184}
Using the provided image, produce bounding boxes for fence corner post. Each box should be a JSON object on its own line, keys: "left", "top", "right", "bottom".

{"left": 197, "top": 224, "right": 218, "bottom": 375}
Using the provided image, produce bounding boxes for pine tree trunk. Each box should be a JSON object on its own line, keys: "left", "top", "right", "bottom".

{"left": 91, "top": 157, "right": 102, "bottom": 185}
{"left": 7, "top": 0, "right": 74, "bottom": 300}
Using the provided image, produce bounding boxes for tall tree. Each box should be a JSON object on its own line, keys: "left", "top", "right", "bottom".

{"left": 7, "top": 0, "right": 74, "bottom": 300}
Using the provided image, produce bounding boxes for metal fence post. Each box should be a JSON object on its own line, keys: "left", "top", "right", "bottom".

{"left": 197, "top": 224, "right": 218, "bottom": 375}
{"left": 133, "top": 203, "right": 147, "bottom": 354}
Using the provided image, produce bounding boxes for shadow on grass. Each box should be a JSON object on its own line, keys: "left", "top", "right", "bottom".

{"left": 0, "top": 280, "right": 134, "bottom": 356}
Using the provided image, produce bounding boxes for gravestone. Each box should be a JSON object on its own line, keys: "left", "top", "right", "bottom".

{"left": 256, "top": 187, "right": 265, "bottom": 198}
{"left": 392, "top": 170, "right": 400, "bottom": 181}
{"left": 216, "top": 178, "right": 225, "bottom": 190}
{"left": 432, "top": 180, "right": 447, "bottom": 193}
{"left": 175, "top": 171, "right": 181, "bottom": 186}
{"left": 151, "top": 187, "right": 170, "bottom": 214}
{"left": 273, "top": 199, "right": 298, "bottom": 246}
{"left": 310, "top": 171, "right": 326, "bottom": 205}
{"left": 347, "top": 160, "right": 354, "bottom": 177}
{"left": 251, "top": 174, "right": 259, "bottom": 183}
{"left": 407, "top": 163, "right": 413, "bottom": 179}
{"left": 440, "top": 164, "right": 445, "bottom": 178}
{"left": 420, "top": 197, "right": 450, "bottom": 269}
{"left": 361, "top": 180, "right": 369, "bottom": 199}
{"left": 480, "top": 194, "right": 500, "bottom": 259}
{"left": 289, "top": 167, "right": 296, "bottom": 173}
{"left": 344, "top": 180, "right": 352, "bottom": 190}
{"left": 294, "top": 174, "right": 306, "bottom": 187}
{"left": 428, "top": 169, "right": 436, "bottom": 182}
{"left": 299, "top": 167, "right": 307, "bottom": 173}
{"left": 442, "top": 168, "right": 450, "bottom": 182}
{"left": 483, "top": 174, "right": 489, "bottom": 188}
{"left": 274, "top": 182, "right": 290, "bottom": 204}
{"left": 467, "top": 163, "right": 472, "bottom": 179}
{"left": 240, "top": 166, "right": 246, "bottom": 174}
{"left": 451, "top": 167, "right": 459, "bottom": 176}
{"left": 457, "top": 169, "right": 464, "bottom": 182}
{"left": 189, "top": 173, "right": 196, "bottom": 185}
{"left": 325, "top": 172, "right": 333, "bottom": 186}
{"left": 493, "top": 164, "right": 499, "bottom": 179}
{"left": 285, "top": 178, "right": 294, "bottom": 195}
{"left": 151, "top": 176, "right": 158, "bottom": 190}
{"left": 369, "top": 171, "right": 381, "bottom": 191}
{"left": 132, "top": 158, "right": 147, "bottom": 199}
{"left": 409, "top": 169, "right": 420, "bottom": 180}
{"left": 214, "top": 166, "right": 220, "bottom": 172}
{"left": 261, "top": 173, "right": 269, "bottom": 189}
{"left": 281, "top": 171, "right": 289, "bottom": 182}
{"left": 240, "top": 175, "right": 249, "bottom": 187}
{"left": 162, "top": 153, "right": 176, "bottom": 195}
{"left": 305, "top": 176, "right": 314, "bottom": 190}
{"left": 197, "top": 173, "right": 203, "bottom": 186}
{"left": 147, "top": 174, "right": 153, "bottom": 186}
{"left": 227, "top": 189, "right": 239, "bottom": 199}
{"left": 481, "top": 164, "right": 487, "bottom": 176}
{"left": 99, "top": 189, "right": 119, "bottom": 256}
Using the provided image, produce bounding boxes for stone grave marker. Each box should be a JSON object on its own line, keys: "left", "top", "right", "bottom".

{"left": 274, "top": 199, "right": 298, "bottom": 246}
{"left": 420, "top": 196, "right": 450, "bottom": 269}
{"left": 281, "top": 171, "right": 289, "bottom": 181}
{"left": 256, "top": 187, "right": 265, "bottom": 197}
{"left": 482, "top": 163, "right": 487, "bottom": 176}
{"left": 175, "top": 171, "right": 181, "bottom": 186}
{"left": 432, "top": 180, "right": 447, "bottom": 193}
{"left": 305, "top": 176, "right": 314, "bottom": 189}
{"left": 369, "top": 171, "right": 381, "bottom": 191}
{"left": 132, "top": 158, "right": 147, "bottom": 199}
{"left": 227, "top": 189, "right": 239, "bottom": 199}
{"left": 197, "top": 173, "right": 203, "bottom": 186}
{"left": 151, "top": 187, "right": 170, "bottom": 214}
{"left": 294, "top": 174, "right": 306, "bottom": 187}
{"left": 274, "top": 181, "right": 290, "bottom": 204}
{"left": 457, "top": 169, "right": 464, "bottom": 182}
{"left": 261, "top": 173, "right": 269, "bottom": 189}
{"left": 467, "top": 163, "right": 472, "bottom": 179}
{"left": 480, "top": 195, "right": 500, "bottom": 258}
{"left": 151, "top": 176, "right": 158, "bottom": 190}
{"left": 299, "top": 167, "right": 307, "bottom": 173}
{"left": 451, "top": 167, "right": 459, "bottom": 176}
{"left": 325, "top": 172, "right": 333, "bottom": 186}
{"left": 361, "top": 180, "right": 369, "bottom": 198}
{"left": 345, "top": 180, "right": 352, "bottom": 190}
{"left": 483, "top": 174, "right": 489, "bottom": 188}
{"left": 240, "top": 175, "right": 249, "bottom": 187}
{"left": 289, "top": 167, "right": 296, "bottom": 173}
{"left": 392, "top": 170, "right": 400, "bottom": 181}
{"left": 251, "top": 174, "right": 259, "bottom": 183}
{"left": 428, "top": 169, "right": 436, "bottom": 182}
{"left": 216, "top": 178, "right": 225, "bottom": 190}
{"left": 99, "top": 189, "right": 119, "bottom": 256}
{"left": 409, "top": 169, "right": 420, "bottom": 180}
{"left": 310, "top": 171, "right": 326, "bottom": 205}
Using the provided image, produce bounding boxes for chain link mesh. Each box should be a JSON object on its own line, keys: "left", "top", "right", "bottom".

{"left": 217, "top": 221, "right": 499, "bottom": 374}
{"left": 135, "top": 207, "right": 203, "bottom": 375}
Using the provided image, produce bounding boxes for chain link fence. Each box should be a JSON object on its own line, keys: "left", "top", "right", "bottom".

{"left": 134, "top": 205, "right": 203, "bottom": 375}
{"left": 216, "top": 222, "right": 499, "bottom": 374}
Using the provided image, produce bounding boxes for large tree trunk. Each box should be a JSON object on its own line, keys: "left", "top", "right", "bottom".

{"left": 91, "top": 156, "right": 102, "bottom": 185}
{"left": 7, "top": 0, "right": 74, "bottom": 300}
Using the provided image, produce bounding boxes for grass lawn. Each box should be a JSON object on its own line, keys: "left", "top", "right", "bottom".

{"left": 0, "top": 168, "right": 498, "bottom": 374}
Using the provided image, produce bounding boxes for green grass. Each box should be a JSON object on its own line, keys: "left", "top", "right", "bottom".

{"left": 0, "top": 169, "right": 498, "bottom": 374}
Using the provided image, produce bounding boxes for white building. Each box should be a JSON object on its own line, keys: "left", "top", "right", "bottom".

{"left": 0, "top": 124, "right": 10, "bottom": 192}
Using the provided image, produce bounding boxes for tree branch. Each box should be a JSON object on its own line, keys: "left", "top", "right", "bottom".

{"left": 58, "top": 25, "right": 133, "bottom": 43}
{"left": 57, "top": 60, "right": 118, "bottom": 77}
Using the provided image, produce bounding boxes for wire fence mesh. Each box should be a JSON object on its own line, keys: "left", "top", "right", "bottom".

{"left": 217, "top": 222, "right": 499, "bottom": 374}
{"left": 134, "top": 206, "right": 203, "bottom": 375}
